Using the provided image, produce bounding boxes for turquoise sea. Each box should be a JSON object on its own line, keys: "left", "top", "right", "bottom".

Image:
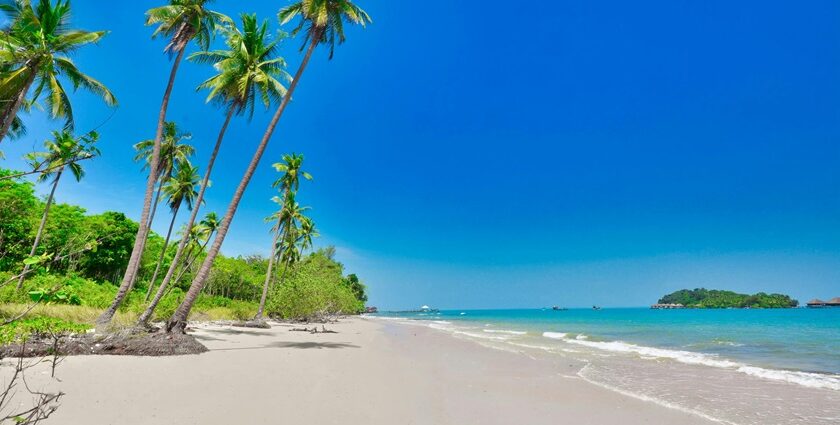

{"left": 372, "top": 308, "right": 840, "bottom": 425}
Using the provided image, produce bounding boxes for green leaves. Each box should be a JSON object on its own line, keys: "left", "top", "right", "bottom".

{"left": 0, "top": 316, "right": 89, "bottom": 345}
{"left": 27, "top": 287, "right": 81, "bottom": 305}
{"left": 278, "top": 0, "right": 372, "bottom": 59}
{"left": 190, "top": 13, "right": 290, "bottom": 119}
{"left": 145, "top": 0, "right": 231, "bottom": 54}
{"left": 0, "top": 0, "right": 117, "bottom": 133}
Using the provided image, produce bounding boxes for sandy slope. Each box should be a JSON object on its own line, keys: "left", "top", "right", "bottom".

{"left": 9, "top": 318, "right": 714, "bottom": 424}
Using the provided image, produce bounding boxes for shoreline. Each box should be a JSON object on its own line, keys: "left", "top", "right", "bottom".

{"left": 5, "top": 317, "right": 718, "bottom": 424}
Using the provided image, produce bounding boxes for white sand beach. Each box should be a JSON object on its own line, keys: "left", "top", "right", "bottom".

{"left": 4, "top": 317, "right": 717, "bottom": 425}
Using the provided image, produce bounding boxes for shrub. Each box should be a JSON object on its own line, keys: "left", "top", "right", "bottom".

{"left": 266, "top": 254, "right": 363, "bottom": 320}
{"left": 0, "top": 317, "right": 89, "bottom": 344}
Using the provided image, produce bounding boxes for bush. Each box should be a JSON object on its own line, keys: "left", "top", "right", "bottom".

{"left": 266, "top": 253, "right": 363, "bottom": 320}
{"left": 0, "top": 317, "right": 89, "bottom": 345}
{"left": 1, "top": 274, "right": 118, "bottom": 308}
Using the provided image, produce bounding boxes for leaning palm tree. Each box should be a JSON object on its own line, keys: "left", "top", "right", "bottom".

{"left": 144, "top": 162, "right": 199, "bottom": 301}
{"left": 17, "top": 130, "right": 99, "bottom": 288}
{"left": 0, "top": 0, "right": 117, "bottom": 142}
{"left": 132, "top": 122, "right": 193, "bottom": 249}
{"left": 138, "top": 13, "right": 290, "bottom": 326}
{"left": 98, "top": 0, "right": 229, "bottom": 326}
{"left": 165, "top": 0, "right": 371, "bottom": 334}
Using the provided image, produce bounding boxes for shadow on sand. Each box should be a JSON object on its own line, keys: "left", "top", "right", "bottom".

{"left": 205, "top": 341, "right": 360, "bottom": 351}
{"left": 199, "top": 328, "right": 272, "bottom": 337}
{"left": 266, "top": 341, "right": 359, "bottom": 350}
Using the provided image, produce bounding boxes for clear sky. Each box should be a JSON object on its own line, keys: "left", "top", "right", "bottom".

{"left": 3, "top": 0, "right": 840, "bottom": 309}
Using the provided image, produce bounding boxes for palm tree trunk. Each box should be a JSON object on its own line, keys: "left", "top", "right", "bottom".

{"left": 255, "top": 226, "right": 281, "bottom": 320}
{"left": 130, "top": 178, "right": 164, "bottom": 292}
{"left": 136, "top": 105, "right": 234, "bottom": 325}
{"left": 165, "top": 35, "right": 321, "bottom": 334}
{"left": 97, "top": 47, "right": 187, "bottom": 326}
{"left": 17, "top": 168, "right": 63, "bottom": 289}
{"left": 137, "top": 235, "right": 210, "bottom": 325}
{"left": 0, "top": 66, "right": 37, "bottom": 143}
{"left": 144, "top": 202, "right": 181, "bottom": 302}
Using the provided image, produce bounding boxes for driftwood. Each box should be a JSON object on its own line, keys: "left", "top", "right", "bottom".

{"left": 289, "top": 325, "right": 337, "bottom": 334}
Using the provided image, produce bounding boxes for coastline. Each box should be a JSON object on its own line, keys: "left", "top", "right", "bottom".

{"left": 7, "top": 317, "right": 717, "bottom": 424}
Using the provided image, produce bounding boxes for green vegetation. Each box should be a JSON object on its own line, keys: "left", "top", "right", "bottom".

{"left": 0, "top": 167, "right": 367, "bottom": 331}
{"left": 1, "top": 0, "right": 372, "bottom": 340}
{"left": 266, "top": 249, "right": 366, "bottom": 320}
{"left": 658, "top": 288, "right": 799, "bottom": 309}
{"left": 0, "top": 316, "right": 89, "bottom": 345}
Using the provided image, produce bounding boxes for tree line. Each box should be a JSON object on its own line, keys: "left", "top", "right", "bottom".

{"left": 0, "top": 0, "right": 371, "bottom": 330}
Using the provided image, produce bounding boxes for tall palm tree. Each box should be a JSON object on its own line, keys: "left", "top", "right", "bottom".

{"left": 136, "top": 13, "right": 292, "bottom": 326}
{"left": 98, "top": 0, "right": 229, "bottom": 326}
{"left": 0, "top": 0, "right": 117, "bottom": 142}
{"left": 16, "top": 130, "right": 98, "bottom": 288}
{"left": 144, "top": 162, "right": 199, "bottom": 301}
{"left": 132, "top": 122, "right": 193, "bottom": 254}
{"left": 165, "top": 0, "right": 371, "bottom": 334}
{"left": 254, "top": 154, "right": 311, "bottom": 320}
{"left": 137, "top": 211, "right": 217, "bottom": 325}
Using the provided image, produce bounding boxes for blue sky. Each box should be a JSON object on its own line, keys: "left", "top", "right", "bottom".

{"left": 3, "top": 0, "right": 840, "bottom": 309}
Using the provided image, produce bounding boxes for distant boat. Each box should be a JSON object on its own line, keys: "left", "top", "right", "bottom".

{"left": 592, "top": 305, "right": 601, "bottom": 310}
{"left": 552, "top": 306, "right": 567, "bottom": 311}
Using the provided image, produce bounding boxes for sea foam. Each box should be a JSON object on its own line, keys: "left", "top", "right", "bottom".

{"left": 483, "top": 329, "right": 527, "bottom": 335}
{"left": 562, "top": 336, "right": 840, "bottom": 391}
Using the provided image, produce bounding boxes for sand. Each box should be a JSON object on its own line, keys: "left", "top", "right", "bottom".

{"left": 5, "top": 318, "right": 715, "bottom": 424}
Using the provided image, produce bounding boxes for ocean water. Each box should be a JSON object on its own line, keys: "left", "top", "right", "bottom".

{"left": 371, "top": 308, "right": 840, "bottom": 425}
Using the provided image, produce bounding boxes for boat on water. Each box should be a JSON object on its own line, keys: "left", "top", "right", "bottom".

{"left": 592, "top": 305, "right": 601, "bottom": 310}
{"left": 551, "top": 306, "right": 567, "bottom": 311}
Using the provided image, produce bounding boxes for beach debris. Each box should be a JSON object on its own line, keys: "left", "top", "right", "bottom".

{"left": 289, "top": 325, "right": 338, "bottom": 334}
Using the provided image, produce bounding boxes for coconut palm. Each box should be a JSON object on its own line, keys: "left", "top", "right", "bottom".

{"left": 165, "top": 0, "right": 371, "bottom": 334}
{"left": 16, "top": 130, "right": 98, "bottom": 288}
{"left": 272, "top": 153, "right": 312, "bottom": 193}
{"left": 253, "top": 154, "right": 311, "bottom": 320}
{"left": 143, "top": 162, "right": 199, "bottom": 301}
{"left": 0, "top": 0, "right": 117, "bottom": 142}
{"left": 98, "top": 0, "right": 229, "bottom": 326}
{"left": 133, "top": 122, "right": 193, "bottom": 234}
{"left": 135, "top": 15, "right": 290, "bottom": 325}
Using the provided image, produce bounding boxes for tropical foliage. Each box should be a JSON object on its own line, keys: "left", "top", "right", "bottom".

{"left": 1, "top": 0, "right": 373, "bottom": 341}
{"left": 658, "top": 288, "right": 799, "bottom": 309}
{"left": 265, "top": 249, "right": 364, "bottom": 320}
{"left": 0, "top": 0, "right": 117, "bottom": 140}
{"left": 0, "top": 168, "right": 367, "bottom": 324}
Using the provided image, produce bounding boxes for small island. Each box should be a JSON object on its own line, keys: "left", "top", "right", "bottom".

{"left": 654, "top": 288, "right": 799, "bottom": 309}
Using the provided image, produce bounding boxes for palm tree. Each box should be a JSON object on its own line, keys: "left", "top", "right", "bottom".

{"left": 264, "top": 212, "right": 318, "bottom": 313}
{"left": 137, "top": 211, "right": 217, "bottom": 325}
{"left": 165, "top": 0, "right": 371, "bottom": 334}
{"left": 0, "top": 0, "right": 117, "bottom": 142}
{"left": 16, "top": 130, "right": 98, "bottom": 288}
{"left": 132, "top": 122, "right": 193, "bottom": 259}
{"left": 254, "top": 154, "right": 311, "bottom": 320}
{"left": 137, "top": 13, "right": 292, "bottom": 326}
{"left": 98, "top": 0, "right": 229, "bottom": 326}
{"left": 144, "top": 162, "right": 199, "bottom": 301}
